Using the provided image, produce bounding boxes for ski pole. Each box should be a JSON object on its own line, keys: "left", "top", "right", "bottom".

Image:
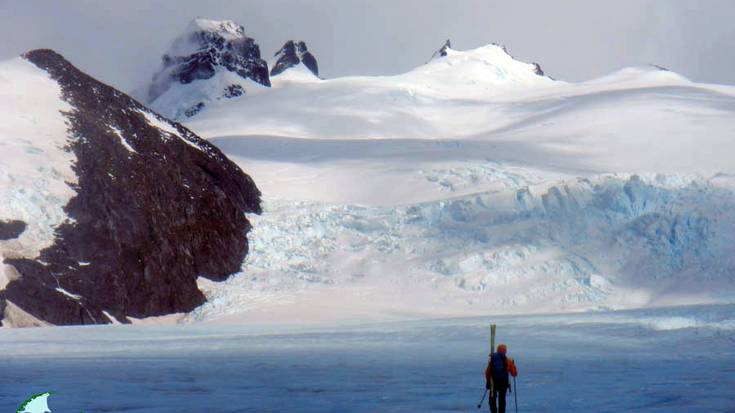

{"left": 477, "top": 388, "right": 487, "bottom": 409}
{"left": 513, "top": 376, "right": 518, "bottom": 413}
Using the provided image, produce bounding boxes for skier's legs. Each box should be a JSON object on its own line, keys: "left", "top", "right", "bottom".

{"left": 489, "top": 387, "right": 498, "bottom": 413}
{"left": 498, "top": 384, "right": 507, "bottom": 413}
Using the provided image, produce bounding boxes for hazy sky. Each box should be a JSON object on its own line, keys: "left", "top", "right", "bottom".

{"left": 1, "top": 0, "right": 734, "bottom": 91}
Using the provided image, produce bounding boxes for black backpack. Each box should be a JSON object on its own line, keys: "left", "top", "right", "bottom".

{"left": 489, "top": 352, "right": 508, "bottom": 381}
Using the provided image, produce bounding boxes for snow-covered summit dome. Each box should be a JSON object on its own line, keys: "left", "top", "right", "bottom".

{"left": 426, "top": 41, "right": 548, "bottom": 81}
{"left": 397, "top": 42, "right": 554, "bottom": 97}
{"left": 143, "top": 18, "right": 270, "bottom": 119}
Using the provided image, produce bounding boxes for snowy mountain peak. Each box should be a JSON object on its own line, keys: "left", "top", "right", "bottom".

{"left": 403, "top": 42, "right": 555, "bottom": 95}
{"left": 143, "top": 18, "right": 270, "bottom": 119}
{"left": 270, "top": 40, "right": 319, "bottom": 77}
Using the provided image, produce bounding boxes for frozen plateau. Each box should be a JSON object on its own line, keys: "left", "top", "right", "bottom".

{"left": 1, "top": 304, "right": 734, "bottom": 412}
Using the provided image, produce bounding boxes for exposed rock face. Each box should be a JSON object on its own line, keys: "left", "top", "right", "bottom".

{"left": 650, "top": 64, "right": 670, "bottom": 72}
{"left": 184, "top": 102, "right": 206, "bottom": 118}
{"left": 270, "top": 40, "right": 319, "bottom": 77}
{"left": 432, "top": 39, "right": 549, "bottom": 79}
{"left": 223, "top": 84, "right": 245, "bottom": 98}
{"left": 431, "top": 39, "right": 452, "bottom": 59}
{"left": 492, "top": 43, "right": 548, "bottom": 78}
{"left": 0, "top": 49, "right": 261, "bottom": 326}
{"left": 149, "top": 19, "right": 270, "bottom": 97}
{"left": 0, "top": 221, "right": 26, "bottom": 241}
{"left": 532, "top": 62, "right": 545, "bottom": 76}
{"left": 144, "top": 19, "right": 270, "bottom": 119}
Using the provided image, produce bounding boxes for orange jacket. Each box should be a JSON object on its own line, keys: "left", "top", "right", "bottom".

{"left": 485, "top": 356, "right": 518, "bottom": 382}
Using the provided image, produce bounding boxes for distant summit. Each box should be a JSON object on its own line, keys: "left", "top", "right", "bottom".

{"left": 417, "top": 42, "right": 554, "bottom": 92}
{"left": 149, "top": 18, "right": 270, "bottom": 94}
{"left": 429, "top": 40, "right": 548, "bottom": 80}
{"left": 142, "top": 21, "right": 555, "bottom": 119}
{"left": 271, "top": 40, "right": 319, "bottom": 77}
{"left": 144, "top": 18, "right": 270, "bottom": 119}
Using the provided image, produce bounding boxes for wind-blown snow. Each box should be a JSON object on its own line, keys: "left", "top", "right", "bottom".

{"left": 155, "top": 18, "right": 246, "bottom": 64}
{"left": 148, "top": 70, "right": 268, "bottom": 120}
{"left": 0, "top": 58, "right": 76, "bottom": 273}
{"left": 187, "top": 18, "right": 244, "bottom": 41}
{"left": 143, "top": 18, "right": 269, "bottom": 120}
{"left": 179, "top": 45, "right": 735, "bottom": 324}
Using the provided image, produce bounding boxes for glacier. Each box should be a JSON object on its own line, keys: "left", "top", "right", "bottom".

{"left": 187, "top": 172, "right": 735, "bottom": 324}
{"left": 170, "top": 43, "right": 735, "bottom": 324}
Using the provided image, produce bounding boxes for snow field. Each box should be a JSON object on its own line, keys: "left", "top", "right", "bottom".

{"left": 1, "top": 304, "right": 733, "bottom": 412}
{"left": 0, "top": 58, "right": 76, "bottom": 291}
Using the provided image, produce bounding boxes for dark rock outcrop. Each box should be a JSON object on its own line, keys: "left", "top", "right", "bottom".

{"left": 532, "top": 62, "right": 545, "bottom": 76}
{"left": 184, "top": 101, "right": 206, "bottom": 117}
{"left": 493, "top": 43, "right": 548, "bottom": 78}
{"left": 433, "top": 39, "right": 550, "bottom": 79}
{"left": 223, "top": 84, "right": 245, "bottom": 98}
{"left": 0, "top": 49, "right": 261, "bottom": 326}
{"left": 0, "top": 220, "right": 26, "bottom": 240}
{"left": 270, "top": 40, "right": 319, "bottom": 77}
{"left": 431, "top": 39, "right": 452, "bottom": 60}
{"left": 146, "top": 19, "right": 270, "bottom": 104}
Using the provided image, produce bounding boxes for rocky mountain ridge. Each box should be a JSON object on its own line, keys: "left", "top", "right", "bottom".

{"left": 270, "top": 40, "right": 319, "bottom": 77}
{"left": 144, "top": 19, "right": 321, "bottom": 119}
{"left": 0, "top": 49, "right": 261, "bottom": 327}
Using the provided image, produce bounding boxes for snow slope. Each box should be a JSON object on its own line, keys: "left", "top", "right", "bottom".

{"left": 0, "top": 58, "right": 76, "bottom": 292}
{"left": 180, "top": 44, "right": 735, "bottom": 324}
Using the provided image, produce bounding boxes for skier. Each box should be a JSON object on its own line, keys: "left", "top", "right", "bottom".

{"left": 485, "top": 344, "right": 518, "bottom": 413}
